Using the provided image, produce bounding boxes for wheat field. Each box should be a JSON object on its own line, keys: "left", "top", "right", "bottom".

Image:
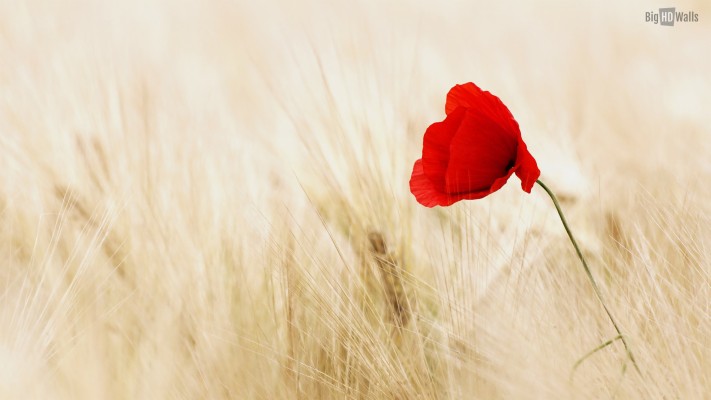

{"left": 0, "top": 0, "right": 709, "bottom": 399}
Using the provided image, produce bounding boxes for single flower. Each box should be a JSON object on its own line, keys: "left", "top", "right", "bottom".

{"left": 410, "top": 82, "right": 540, "bottom": 207}
{"left": 408, "top": 85, "right": 641, "bottom": 374}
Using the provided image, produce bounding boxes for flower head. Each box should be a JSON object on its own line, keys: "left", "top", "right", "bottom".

{"left": 410, "top": 82, "right": 540, "bottom": 207}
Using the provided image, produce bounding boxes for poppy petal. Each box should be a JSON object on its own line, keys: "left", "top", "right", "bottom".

{"left": 410, "top": 159, "right": 515, "bottom": 207}
{"left": 445, "top": 82, "right": 486, "bottom": 115}
{"left": 450, "top": 169, "right": 516, "bottom": 203}
{"left": 445, "top": 83, "right": 520, "bottom": 140}
{"left": 513, "top": 138, "right": 540, "bottom": 193}
{"left": 444, "top": 110, "right": 518, "bottom": 194}
{"left": 421, "top": 108, "right": 467, "bottom": 192}
{"left": 410, "top": 159, "right": 448, "bottom": 207}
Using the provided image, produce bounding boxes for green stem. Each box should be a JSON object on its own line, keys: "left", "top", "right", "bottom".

{"left": 571, "top": 334, "right": 622, "bottom": 375}
{"left": 536, "top": 180, "right": 641, "bottom": 376}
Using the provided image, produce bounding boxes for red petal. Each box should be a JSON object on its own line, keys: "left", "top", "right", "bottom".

{"left": 445, "top": 83, "right": 486, "bottom": 115}
{"left": 445, "top": 83, "right": 520, "bottom": 140}
{"left": 513, "top": 138, "right": 541, "bottom": 193}
{"left": 410, "top": 159, "right": 447, "bottom": 207}
{"left": 421, "top": 108, "right": 467, "bottom": 193}
{"left": 444, "top": 110, "right": 518, "bottom": 194}
{"left": 410, "top": 159, "right": 514, "bottom": 207}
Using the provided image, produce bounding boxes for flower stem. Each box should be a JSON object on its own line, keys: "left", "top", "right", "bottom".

{"left": 535, "top": 180, "right": 641, "bottom": 376}
{"left": 571, "top": 334, "right": 622, "bottom": 375}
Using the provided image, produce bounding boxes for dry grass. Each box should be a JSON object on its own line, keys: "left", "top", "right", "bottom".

{"left": 0, "top": 0, "right": 710, "bottom": 398}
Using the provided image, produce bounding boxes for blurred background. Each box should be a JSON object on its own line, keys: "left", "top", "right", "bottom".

{"left": 0, "top": 0, "right": 709, "bottom": 398}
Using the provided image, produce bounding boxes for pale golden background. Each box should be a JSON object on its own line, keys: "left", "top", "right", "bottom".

{"left": 0, "top": 0, "right": 709, "bottom": 398}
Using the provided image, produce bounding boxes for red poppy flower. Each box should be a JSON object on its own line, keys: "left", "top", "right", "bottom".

{"left": 409, "top": 82, "right": 540, "bottom": 207}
